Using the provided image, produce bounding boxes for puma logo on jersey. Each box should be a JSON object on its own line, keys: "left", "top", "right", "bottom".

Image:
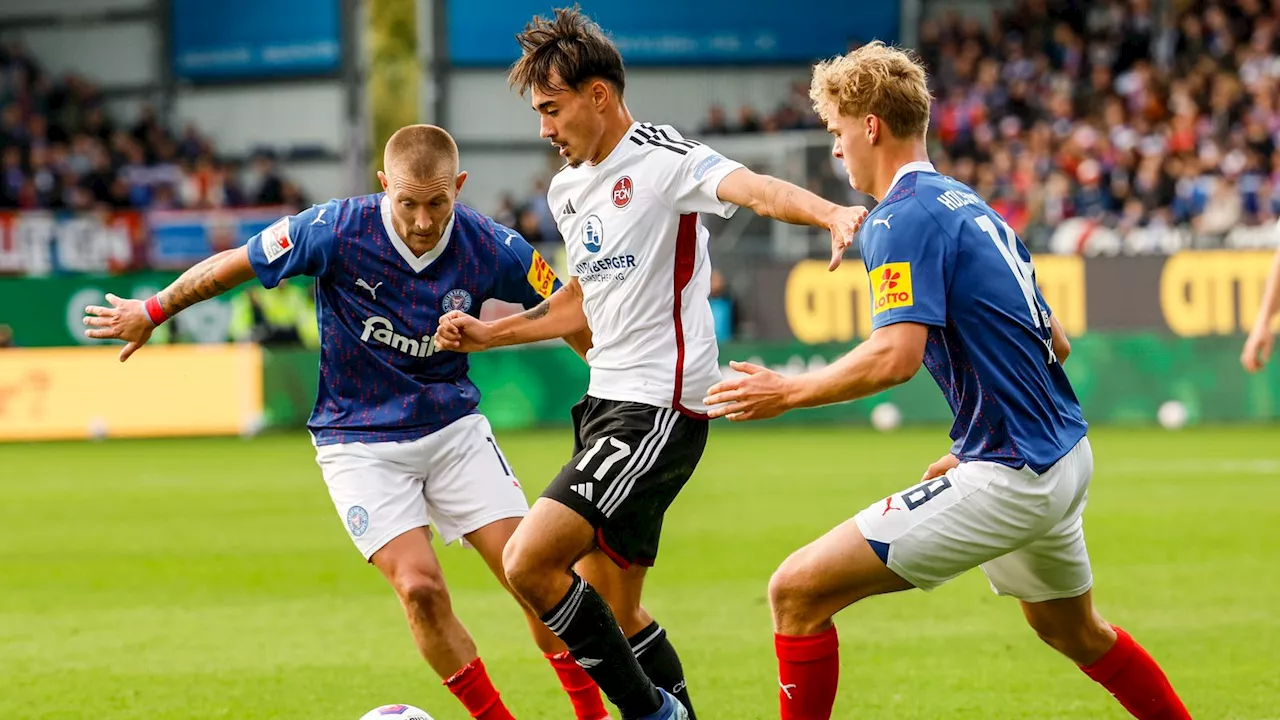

{"left": 360, "top": 316, "right": 437, "bottom": 358}
{"left": 311, "top": 208, "right": 327, "bottom": 225}
{"left": 356, "top": 278, "right": 382, "bottom": 299}
{"left": 872, "top": 214, "right": 892, "bottom": 229}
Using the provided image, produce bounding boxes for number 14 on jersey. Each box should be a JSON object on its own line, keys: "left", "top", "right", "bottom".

{"left": 974, "top": 214, "right": 1058, "bottom": 365}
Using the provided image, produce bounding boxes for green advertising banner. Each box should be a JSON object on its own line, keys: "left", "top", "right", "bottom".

{"left": 261, "top": 334, "right": 1280, "bottom": 431}
{"left": 0, "top": 273, "right": 318, "bottom": 349}
{"left": 0, "top": 272, "right": 228, "bottom": 347}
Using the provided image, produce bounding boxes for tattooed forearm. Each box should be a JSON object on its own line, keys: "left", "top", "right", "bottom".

{"left": 158, "top": 250, "right": 236, "bottom": 316}
{"left": 523, "top": 299, "right": 551, "bottom": 320}
{"left": 767, "top": 181, "right": 796, "bottom": 222}
{"left": 757, "top": 176, "right": 801, "bottom": 225}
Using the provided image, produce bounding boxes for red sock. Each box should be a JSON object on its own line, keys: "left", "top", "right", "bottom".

{"left": 776, "top": 626, "right": 840, "bottom": 720}
{"left": 443, "top": 657, "right": 517, "bottom": 720}
{"left": 1081, "top": 626, "right": 1191, "bottom": 720}
{"left": 546, "top": 651, "right": 611, "bottom": 720}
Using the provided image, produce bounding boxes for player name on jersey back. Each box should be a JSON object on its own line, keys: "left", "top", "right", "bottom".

{"left": 548, "top": 122, "right": 744, "bottom": 417}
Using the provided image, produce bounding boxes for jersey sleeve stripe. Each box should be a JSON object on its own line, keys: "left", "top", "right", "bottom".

{"left": 652, "top": 126, "right": 699, "bottom": 148}
{"left": 632, "top": 126, "right": 691, "bottom": 155}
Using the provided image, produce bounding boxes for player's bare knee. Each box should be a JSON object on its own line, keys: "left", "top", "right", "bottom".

{"left": 768, "top": 562, "right": 818, "bottom": 627}
{"left": 502, "top": 538, "right": 544, "bottom": 600}
{"left": 395, "top": 572, "right": 452, "bottom": 622}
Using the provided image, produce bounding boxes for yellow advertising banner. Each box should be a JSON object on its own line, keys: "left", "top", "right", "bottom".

{"left": 0, "top": 345, "right": 263, "bottom": 441}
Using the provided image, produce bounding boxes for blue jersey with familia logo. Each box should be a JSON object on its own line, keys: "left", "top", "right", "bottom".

{"left": 246, "top": 193, "right": 560, "bottom": 445}
{"left": 860, "top": 162, "right": 1087, "bottom": 473}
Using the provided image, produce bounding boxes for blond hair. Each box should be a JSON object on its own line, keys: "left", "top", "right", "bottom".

{"left": 809, "top": 41, "right": 931, "bottom": 140}
{"left": 384, "top": 124, "right": 459, "bottom": 180}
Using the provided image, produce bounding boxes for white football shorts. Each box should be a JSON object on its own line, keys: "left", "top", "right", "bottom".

{"left": 314, "top": 414, "right": 529, "bottom": 559}
{"left": 854, "top": 437, "right": 1094, "bottom": 602}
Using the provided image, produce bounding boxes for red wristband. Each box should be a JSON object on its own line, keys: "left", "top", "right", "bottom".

{"left": 144, "top": 295, "right": 170, "bottom": 326}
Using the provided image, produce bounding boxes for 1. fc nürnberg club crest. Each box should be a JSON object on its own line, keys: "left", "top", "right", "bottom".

{"left": 612, "top": 176, "right": 633, "bottom": 208}
{"left": 442, "top": 288, "right": 473, "bottom": 313}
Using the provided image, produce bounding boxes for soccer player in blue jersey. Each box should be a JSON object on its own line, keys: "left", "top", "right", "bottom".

{"left": 703, "top": 44, "right": 1192, "bottom": 720}
{"left": 83, "top": 125, "right": 611, "bottom": 720}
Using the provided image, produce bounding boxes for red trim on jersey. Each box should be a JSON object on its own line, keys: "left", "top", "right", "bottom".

{"left": 671, "top": 213, "right": 710, "bottom": 420}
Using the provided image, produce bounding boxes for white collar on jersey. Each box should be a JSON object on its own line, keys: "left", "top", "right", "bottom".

{"left": 380, "top": 194, "right": 455, "bottom": 273}
{"left": 884, "top": 160, "right": 938, "bottom": 199}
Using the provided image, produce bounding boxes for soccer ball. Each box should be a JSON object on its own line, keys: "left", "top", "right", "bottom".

{"left": 1157, "top": 400, "right": 1188, "bottom": 430}
{"left": 359, "top": 705, "right": 434, "bottom": 720}
{"left": 870, "top": 402, "right": 902, "bottom": 432}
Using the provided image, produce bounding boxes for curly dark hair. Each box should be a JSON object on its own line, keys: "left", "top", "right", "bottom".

{"left": 508, "top": 5, "right": 626, "bottom": 96}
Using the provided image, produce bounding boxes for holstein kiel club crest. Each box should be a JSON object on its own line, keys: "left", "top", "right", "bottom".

{"left": 442, "top": 288, "right": 473, "bottom": 313}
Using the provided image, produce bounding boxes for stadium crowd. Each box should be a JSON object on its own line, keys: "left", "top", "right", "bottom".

{"left": 688, "top": 0, "right": 1280, "bottom": 241}
{"left": 916, "top": 0, "right": 1280, "bottom": 238}
{"left": 0, "top": 42, "right": 306, "bottom": 212}
{"left": 497, "top": 0, "right": 1280, "bottom": 249}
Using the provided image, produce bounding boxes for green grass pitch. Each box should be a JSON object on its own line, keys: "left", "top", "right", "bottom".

{"left": 2, "top": 426, "right": 1277, "bottom": 719}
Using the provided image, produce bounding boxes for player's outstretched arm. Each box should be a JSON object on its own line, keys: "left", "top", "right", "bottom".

{"left": 436, "top": 277, "right": 589, "bottom": 353}
{"left": 704, "top": 322, "right": 927, "bottom": 421}
{"left": 1243, "top": 245, "right": 1280, "bottom": 372}
{"left": 716, "top": 167, "right": 868, "bottom": 270}
{"left": 83, "top": 246, "right": 257, "bottom": 362}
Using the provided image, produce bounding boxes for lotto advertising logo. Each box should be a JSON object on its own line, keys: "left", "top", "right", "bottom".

{"left": 871, "top": 262, "right": 914, "bottom": 314}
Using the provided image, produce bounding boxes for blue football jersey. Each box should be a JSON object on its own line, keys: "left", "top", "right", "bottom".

{"left": 246, "top": 194, "right": 560, "bottom": 445}
{"left": 860, "top": 162, "right": 1087, "bottom": 473}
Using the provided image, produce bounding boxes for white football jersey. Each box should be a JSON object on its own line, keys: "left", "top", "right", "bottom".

{"left": 548, "top": 121, "right": 744, "bottom": 416}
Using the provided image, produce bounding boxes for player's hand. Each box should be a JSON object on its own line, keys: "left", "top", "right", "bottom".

{"left": 827, "top": 205, "right": 869, "bottom": 271}
{"left": 921, "top": 453, "right": 959, "bottom": 481}
{"left": 83, "top": 293, "right": 154, "bottom": 362}
{"left": 434, "top": 310, "right": 494, "bottom": 353}
{"left": 703, "top": 360, "right": 795, "bottom": 421}
{"left": 1241, "top": 326, "right": 1274, "bottom": 373}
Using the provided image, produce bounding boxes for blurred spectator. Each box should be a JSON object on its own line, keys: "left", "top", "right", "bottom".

{"left": 700, "top": 104, "right": 731, "bottom": 135}
{"left": 249, "top": 153, "right": 287, "bottom": 206}
{"left": 735, "top": 105, "right": 762, "bottom": 134}
{"left": 0, "top": 42, "right": 302, "bottom": 214}
{"left": 674, "top": 0, "right": 1280, "bottom": 251}
{"left": 708, "top": 269, "right": 737, "bottom": 342}
{"left": 0, "top": 324, "right": 12, "bottom": 349}
{"left": 492, "top": 193, "right": 519, "bottom": 229}
{"left": 229, "top": 280, "right": 319, "bottom": 348}
{"left": 516, "top": 205, "right": 548, "bottom": 246}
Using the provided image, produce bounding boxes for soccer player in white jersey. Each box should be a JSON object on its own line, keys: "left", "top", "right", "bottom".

{"left": 704, "top": 43, "right": 1191, "bottom": 720}
{"left": 1242, "top": 238, "right": 1280, "bottom": 371}
{"left": 84, "top": 125, "right": 617, "bottom": 720}
{"left": 434, "top": 8, "right": 866, "bottom": 720}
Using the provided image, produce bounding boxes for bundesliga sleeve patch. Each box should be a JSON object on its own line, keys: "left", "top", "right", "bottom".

{"left": 871, "top": 262, "right": 914, "bottom": 314}
{"left": 526, "top": 248, "right": 557, "bottom": 299}
{"left": 260, "top": 217, "right": 293, "bottom": 264}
